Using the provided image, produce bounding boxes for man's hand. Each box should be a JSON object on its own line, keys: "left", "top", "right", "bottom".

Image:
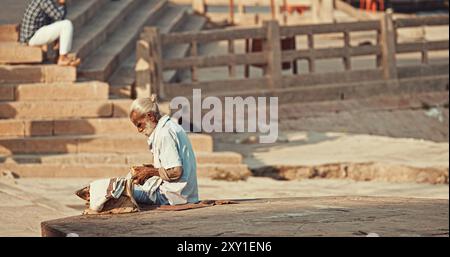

{"left": 131, "top": 166, "right": 159, "bottom": 185}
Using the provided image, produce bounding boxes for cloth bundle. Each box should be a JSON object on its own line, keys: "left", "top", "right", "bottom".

{"left": 81, "top": 173, "right": 140, "bottom": 215}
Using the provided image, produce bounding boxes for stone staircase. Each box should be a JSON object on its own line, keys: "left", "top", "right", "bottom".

{"left": 0, "top": 81, "right": 250, "bottom": 180}
{"left": 0, "top": 0, "right": 251, "bottom": 180}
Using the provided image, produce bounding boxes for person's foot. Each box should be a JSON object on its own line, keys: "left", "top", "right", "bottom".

{"left": 75, "top": 186, "right": 90, "bottom": 201}
{"left": 57, "top": 55, "right": 81, "bottom": 67}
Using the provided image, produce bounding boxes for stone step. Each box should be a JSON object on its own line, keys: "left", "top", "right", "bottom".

{"left": 167, "top": 74, "right": 449, "bottom": 103}
{"left": 0, "top": 81, "right": 109, "bottom": 102}
{"left": 0, "top": 85, "right": 14, "bottom": 101}
{"left": 78, "top": 0, "right": 169, "bottom": 81}
{"left": 0, "top": 117, "right": 135, "bottom": 138}
{"left": 106, "top": 3, "right": 190, "bottom": 98}
{"left": 156, "top": 3, "right": 188, "bottom": 34}
{"left": 108, "top": 55, "right": 136, "bottom": 99}
{"left": 151, "top": 84, "right": 449, "bottom": 135}
{"left": 0, "top": 42, "right": 43, "bottom": 64}
{"left": 109, "top": 13, "right": 207, "bottom": 99}
{"left": 0, "top": 64, "right": 76, "bottom": 84}
{"left": 67, "top": 0, "right": 110, "bottom": 33}
{"left": 278, "top": 90, "right": 450, "bottom": 119}
{"left": 0, "top": 163, "right": 251, "bottom": 180}
{"left": 70, "top": 0, "right": 145, "bottom": 61}
{"left": 0, "top": 151, "right": 242, "bottom": 166}
{"left": 0, "top": 133, "right": 213, "bottom": 155}
{"left": 0, "top": 99, "right": 131, "bottom": 119}
{"left": 0, "top": 24, "right": 19, "bottom": 42}
{"left": 163, "top": 14, "right": 207, "bottom": 83}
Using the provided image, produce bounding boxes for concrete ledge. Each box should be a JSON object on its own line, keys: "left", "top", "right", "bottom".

{"left": 0, "top": 101, "right": 113, "bottom": 119}
{"left": 0, "top": 65, "right": 76, "bottom": 83}
{"left": 0, "top": 152, "right": 243, "bottom": 166}
{"left": 14, "top": 81, "right": 109, "bottom": 101}
{"left": 40, "top": 196, "right": 449, "bottom": 237}
{"left": 0, "top": 42, "right": 43, "bottom": 64}
{"left": 0, "top": 163, "right": 249, "bottom": 180}
{"left": 0, "top": 85, "right": 15, "bottom": 101}
{"left": 0, "top": 24, "right": 19, "bottom": 42}
{"left": 0, "top": 99, "right": 133, "bottom": 119}
{"left": 0, "top": 133, "right": 213, "bottom": 155}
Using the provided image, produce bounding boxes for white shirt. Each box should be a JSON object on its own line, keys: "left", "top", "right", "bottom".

{"left": 147, "top": 115, "right": 199, "bottom": 205}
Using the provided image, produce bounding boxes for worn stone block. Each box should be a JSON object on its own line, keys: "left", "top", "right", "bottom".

{"left": 0, "top": 42, "right": 43, "bottom": 64}
{"left": 15, "top": 81, "right": 109, "bottom": 101}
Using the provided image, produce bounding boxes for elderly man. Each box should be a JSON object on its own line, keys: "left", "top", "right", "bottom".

{"left": 129, "top": 96, "right": 199, "bottom": 206}
{"left": 19, "top": 0, "right": 80, "bottom": 66}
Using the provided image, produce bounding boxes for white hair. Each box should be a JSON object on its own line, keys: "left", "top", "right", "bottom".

{"left": 129, "top": 95, "right": 160, "bottom": 117}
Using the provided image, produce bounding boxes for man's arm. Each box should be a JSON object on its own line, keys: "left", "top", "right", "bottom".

{"left": 158, "top": 166, "right": 183, "bottom": 182}
{"left": 158, "top": 130, "right": 184, "bottom": 182}
{"left": 131, "top": 165, "right": 182, "bottom": 184}
{"left": 40, "top": 0, "right": 66, "bottom": 21}
{"left": 131, "top": 166, "right": 159, "bottom": 185}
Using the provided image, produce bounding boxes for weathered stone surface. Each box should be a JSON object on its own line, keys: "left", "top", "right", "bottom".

{"left": 0, "top": 163, "right": 249, "bottom": 180}
{"left": 252, "top": 162, "right": 449, "bottom": 185}
{"left": 126, "top": 151, "right": 243, "bottom": 166}
{"left": 112, "top": 99, "right": 133, "bottom": 117}
{"left": 197, "top": 164, "right": 252, "bottom": 181}
{"left": 0, "top": 85, "right": 15, "bottom": 101}
{"left": 24, "top": 120, "right": 54, "bottom": 137}
{"left": 42, "top": 65, "right": 77, "bottom": 83}
{"left": 278, "top": 90, "right": 450, "bottom": 119}
{"left": 0, "top": 65, "right": 76, "bottom": 83}
{"left": 75, "top": 134, "right": 212, "bottom": 154}
{"left": 0, "top": 134, "right": 213, "bottom": 154}
{"left": 40, "top": 197, "right": 449, "bottom": 237}
{"left": 0, "top": 101, "right": 113, "bottom": 119}
{"left": 0, "top": 152, "right": 242, "bottom": 166}
{"left": 0, "top": 136, "right": 79, "bottom": 155}
{"left": 0, "top": 24, "right": 19, "bottom": 42}
{"left": 53, "top": 118, "right": 135, "bottom": 136}
{"left": 2, "top": 118, "right": 133, "bottom": 137}
{"left": 15, "top": 82, "right": 109, "bottom": 101}
{"left": 0, "top": 42, "right": 43, "bottom": 64}
{"left": 0, "top": 120, "right": 24, "bottom": 137}
{"left": 280, "top": 107, "right": 449, "bottom": 142}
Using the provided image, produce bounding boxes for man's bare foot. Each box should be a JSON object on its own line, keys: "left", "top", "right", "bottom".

{"left": 58, "top": 55, "right": 81, "bottom": 67}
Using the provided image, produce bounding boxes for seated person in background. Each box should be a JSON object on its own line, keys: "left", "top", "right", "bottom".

{"left": 19, "top": 0, "right": 80, "bottom": 66}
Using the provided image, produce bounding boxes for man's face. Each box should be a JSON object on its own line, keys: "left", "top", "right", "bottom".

{"left": 130, "top": 111, "right": 157, "bottom": 137}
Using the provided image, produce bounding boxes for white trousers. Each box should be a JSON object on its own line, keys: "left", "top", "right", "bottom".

{"left": 28, "top": 19, "right": 73, "bottom": 55}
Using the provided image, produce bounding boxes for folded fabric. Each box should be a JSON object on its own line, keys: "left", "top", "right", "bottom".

{"left": 86, "top": 173, "right": 140, "bottom": 214}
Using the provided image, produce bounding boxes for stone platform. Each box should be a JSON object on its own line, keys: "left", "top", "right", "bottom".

{"left": 41, "top": 196, "right": 449, "bottom": 237}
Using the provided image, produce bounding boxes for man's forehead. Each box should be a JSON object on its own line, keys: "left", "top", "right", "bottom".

{"left": 130, "top": 111, "right": 146, "bottom": 122}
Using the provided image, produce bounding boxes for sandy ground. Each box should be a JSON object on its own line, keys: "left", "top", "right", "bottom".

{"left": 213, "top": 131, "right": 449, "bottom": 168}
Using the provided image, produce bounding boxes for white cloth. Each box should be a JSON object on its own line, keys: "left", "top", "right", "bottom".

{"left": 28, "top": 19, "right": 73, "bottom": 55}
{"left": 89, "top": 177, "right": 127, "bottom": 212}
